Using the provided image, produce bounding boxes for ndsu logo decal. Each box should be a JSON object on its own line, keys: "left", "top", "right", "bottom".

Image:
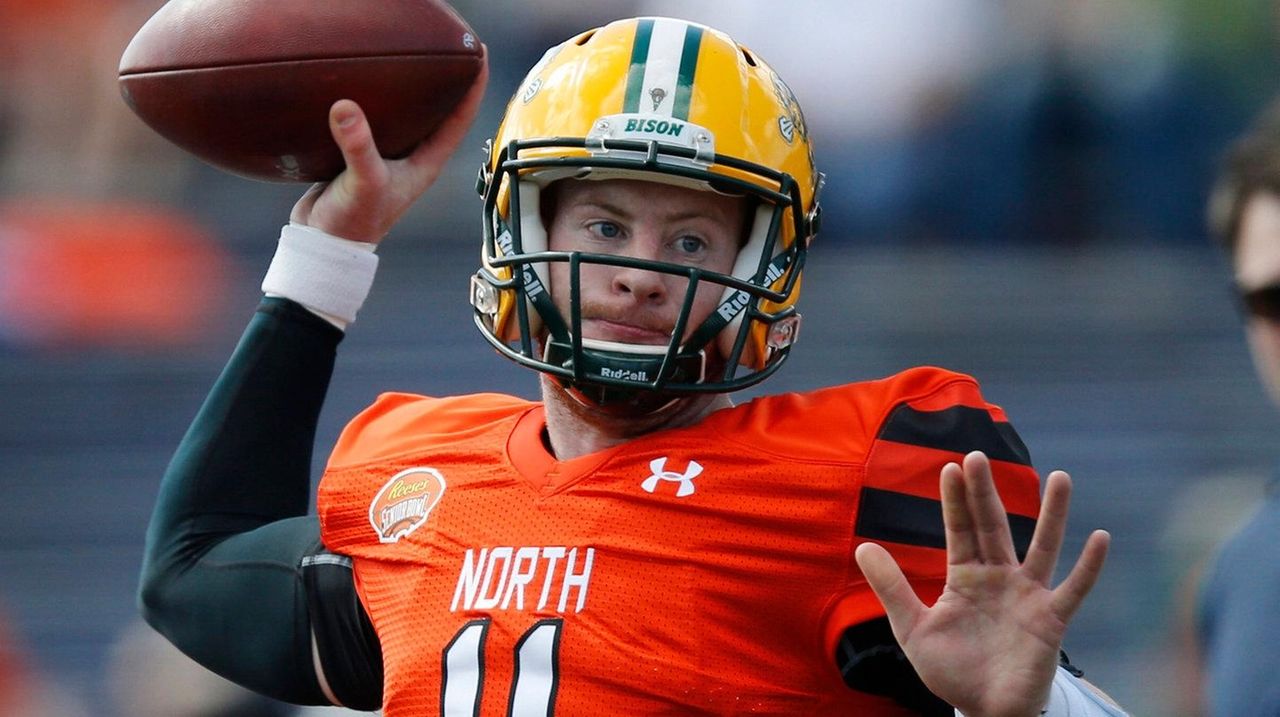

{"left": 369, "top": 467, "right": 446, "bottom": 544}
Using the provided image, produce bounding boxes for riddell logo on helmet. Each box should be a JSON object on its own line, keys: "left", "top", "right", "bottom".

{"left": 717, "top": 290, "right": 751, "bottom": 322}
{"left": 368, "top": 467, "right": 446, "bottom": 544}
{"left": 495, "top": 229, "right": 547, "bottom": 299}
{"left": 601, "top": 366, "right": 648, "bottom": 381}
{"left": 623, "top": 118, "right": 685, "bottom": 137}
{"left": 717, "top": 263, "right": 783, "bottom": 322}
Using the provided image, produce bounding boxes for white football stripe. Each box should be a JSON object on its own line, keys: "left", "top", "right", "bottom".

{"left": 637, "top": 18, "right": 689, "bottom": 116}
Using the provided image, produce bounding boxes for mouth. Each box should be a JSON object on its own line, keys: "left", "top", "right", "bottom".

{"left": 580, "top": 317, "right": 673, "bottom": 345}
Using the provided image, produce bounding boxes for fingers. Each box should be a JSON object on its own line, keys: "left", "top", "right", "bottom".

{"left": 289, "top": 181, "right": 327, "bottom": 225}
{"left": 941, "top": 461, "right": 978, "bottom": 565}
{"left": 944, "top": 451, "right": 1017, "bottom": 565}
{"left": 286, "top": 46, "right": 488, "bottom": 243}
{"left": 290, "top": 101, "right": 378, "bottom": 227}
{"left": 963, "top": 451, "right": 1017, "bottom": 564}
{"left": 1022, "top": 470, "right": 1071, "bottom": 584}
{"left": 1050, "top": 529, "right": 1110, "bottom": 622}
{"left": 855, "top": 542, "right": 924, "bottom": 640}
{"left": 328, "top": 47, "right": 489, "bottom": 196}
{"left": 329, "top": 99, "right": 388, "bottom": 188}
{"left": 1004, "top": 462, "right": 1110, "bottom": 621}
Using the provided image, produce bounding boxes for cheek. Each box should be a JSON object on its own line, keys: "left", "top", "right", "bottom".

{"left": 685, "top": 281, "right": 727, "bottom": 331}
{"left": 547, "top": 259, "right": 615, "bottom": 308}
{"left": 547, "top": 261, "right": 570, "bottom": 312}
{"left": 691, "top": 246, "right": 738, "bottom": 311}
{"left": 1247, "top": 321, "right": 1280, "bottom": 404}
{"left": 679, "top": 248, "right": 739, "bottom": 334}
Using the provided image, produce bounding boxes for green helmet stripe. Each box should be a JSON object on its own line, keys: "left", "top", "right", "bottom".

{"left": 622, "top": 19, "right": 705, "bottom": 119}
{"left": 623, "top": 18, "right": 655, "bottom": 113}
{"left": 672, "top": 24, "right": 703, "bottom": 120}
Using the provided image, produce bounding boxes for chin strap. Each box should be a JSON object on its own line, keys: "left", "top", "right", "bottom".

{"left": 542, "top": 338, "right": 707, "bottom": 393}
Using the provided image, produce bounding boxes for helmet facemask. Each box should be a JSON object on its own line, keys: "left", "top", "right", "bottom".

{"left": 469, "top": 17, "right": 821, "bottom": 412}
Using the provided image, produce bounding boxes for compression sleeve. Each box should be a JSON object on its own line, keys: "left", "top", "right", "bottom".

{"left": 836, "top": 618, "right": 1089, "bottom": 716}
{"left": 138, "top": 297, "right": 342, "bottom": 705}
{"left": 836, "top": 617, "right": 951, "bottom": 714}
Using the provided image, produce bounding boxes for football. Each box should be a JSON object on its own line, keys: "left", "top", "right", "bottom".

{"left": 118, "top": 0, "right": 484, "bottom": 182}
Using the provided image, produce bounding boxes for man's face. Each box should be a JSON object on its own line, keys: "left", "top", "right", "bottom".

{"left": 1236, "top": 191, "right": 1280, "bottom": 407}
{"left": 544, "top": 178, "right": 746, "bottom": 348}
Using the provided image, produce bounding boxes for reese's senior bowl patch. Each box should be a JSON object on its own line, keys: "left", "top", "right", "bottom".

{"left": 369, "top": 467, "right": 446, "bottom": 543}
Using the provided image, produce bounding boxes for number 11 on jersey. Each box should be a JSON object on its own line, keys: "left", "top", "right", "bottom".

{"left": 443, "top": 618, "right": 564, "bottom": 716}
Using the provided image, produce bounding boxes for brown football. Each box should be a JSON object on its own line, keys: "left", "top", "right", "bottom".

{"left": 118, "top": 0, "right": 483, "bottom": 182}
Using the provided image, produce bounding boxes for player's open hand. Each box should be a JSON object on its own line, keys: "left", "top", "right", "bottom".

{"left": 855, "top": 451, "right": 1110, "bottom": 717}
{"left": 290, "top": 45, "right": 489, "bottom": 244}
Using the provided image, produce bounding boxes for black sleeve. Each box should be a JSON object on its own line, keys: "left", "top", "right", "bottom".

{"left": 302, "top": 548, "right": 384, "bottom": 710}
{"left": 836, "top": 617, "right": 952, "bottom": 715}
{"left": 138, "top": 297, "right": 359, "bottom": 705}
{"left": 836, "top": 618, "right": 1086, "bottom": 714}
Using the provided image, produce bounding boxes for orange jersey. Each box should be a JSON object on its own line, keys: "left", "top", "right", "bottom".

{"left": 317, "top": 366, "right": 1041, "bottom": 716}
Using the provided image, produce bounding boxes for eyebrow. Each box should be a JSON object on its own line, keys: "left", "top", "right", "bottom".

{"left": 574, "top": 200, "right": 725, "bottom": 224}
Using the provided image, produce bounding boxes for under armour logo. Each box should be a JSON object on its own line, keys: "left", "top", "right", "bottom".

{"left": 650, "top": 87, "right": 667, "bottom": 111}
{"left": 641, "top": 457, "right": 701, "bottom": 497}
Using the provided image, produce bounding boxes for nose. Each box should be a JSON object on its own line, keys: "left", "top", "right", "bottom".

{"left": 609, "top": 236, "right": 670, "bottom": 303}
{"left": 611, "top": 262, "right": 667, "bottom": 303}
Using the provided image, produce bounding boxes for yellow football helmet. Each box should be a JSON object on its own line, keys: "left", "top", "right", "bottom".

{"left": 471, "top": 17, "right": 822, "bottom": 407}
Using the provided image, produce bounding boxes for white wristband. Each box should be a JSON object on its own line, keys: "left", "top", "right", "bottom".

{"left": 261, "top": 223, "right": 379, "bottom": 329}
{"left": 954, "top": 666, "right": 1128, "bottom": 717}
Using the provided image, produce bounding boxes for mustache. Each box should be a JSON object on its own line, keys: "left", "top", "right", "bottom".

{"left": 576, "top": 302, "right": 674, "bottom": 335}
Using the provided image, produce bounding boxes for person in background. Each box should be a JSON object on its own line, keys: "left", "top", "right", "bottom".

{"left": 1196, "top": 98, "right": 1280, "bottom": 716}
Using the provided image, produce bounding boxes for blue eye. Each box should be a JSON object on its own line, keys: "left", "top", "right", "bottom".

{"left": 676, "top": 235, "right": 705, "bottom": 254}
{"left": 589, "top": 221, "right": 621, "bottom": 239}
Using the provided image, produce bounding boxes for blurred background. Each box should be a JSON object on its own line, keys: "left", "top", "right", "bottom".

{"left": 1, "top": 0, "right": 1277, "bottom": 714}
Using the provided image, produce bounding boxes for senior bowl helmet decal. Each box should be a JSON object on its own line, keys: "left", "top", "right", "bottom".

{"left": 471, "top": 17, "right": 822, "bottom": 407}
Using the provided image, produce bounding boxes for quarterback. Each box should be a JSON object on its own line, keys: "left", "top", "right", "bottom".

{"left": 140, "top": 17, "right": 1125, "bottom": 716}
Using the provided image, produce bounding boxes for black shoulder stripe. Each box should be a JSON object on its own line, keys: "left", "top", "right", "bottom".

{"left": 855, "top": 487, "right": 1036, "bottom": 560}
{"left": 877, "top": 404, "right": 1032, "bottom": 467}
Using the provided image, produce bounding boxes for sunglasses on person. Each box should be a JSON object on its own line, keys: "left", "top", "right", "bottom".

{"left": 1238, "top": 282, "right": 1280, "bottom": 322}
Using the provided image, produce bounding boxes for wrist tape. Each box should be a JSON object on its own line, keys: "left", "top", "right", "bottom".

{"left": 261, "top": 223, "right": 378, "bottom": 329}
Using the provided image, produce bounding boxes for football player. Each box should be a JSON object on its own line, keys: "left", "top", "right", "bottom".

{"left": 140, "top": 17, "right": 1124, "bottom": 716}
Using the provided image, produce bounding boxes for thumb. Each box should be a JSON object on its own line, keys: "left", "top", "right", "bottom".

{"left": 329, "top": 99, "right": 387, "bottom": 183}
{"left": 855, "top": 542, "right": 925, "bottom": 640}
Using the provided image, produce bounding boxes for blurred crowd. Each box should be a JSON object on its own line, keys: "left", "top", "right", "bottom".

{"left": 0, "top": 1, "right": 1276, "bottom": 715}
{"left": 3, "top": 0, "right": 1273, "bottom": 349}
{"left": 0, "top": 0, "right": 1272, "bottom": 348}
{"left": 2, "top": 1, "right": 1273, "bottom": 251}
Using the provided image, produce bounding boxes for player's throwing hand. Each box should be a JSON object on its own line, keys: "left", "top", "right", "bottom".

{"left": 290, "top": 47, "right": 489, "bottom": 245}
{"left": 855, "top": 451, "right": 1111, "bottom": 717}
